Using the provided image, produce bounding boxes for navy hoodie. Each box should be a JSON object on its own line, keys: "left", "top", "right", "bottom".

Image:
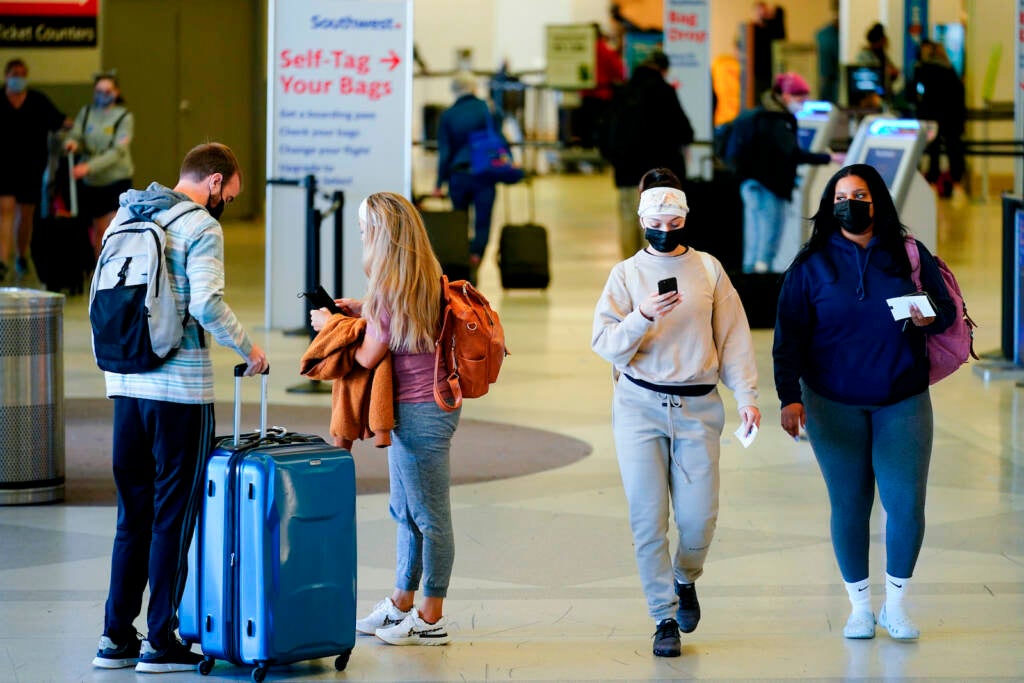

{"left": 773, "top": 233, "right": 956, "bottom": 407}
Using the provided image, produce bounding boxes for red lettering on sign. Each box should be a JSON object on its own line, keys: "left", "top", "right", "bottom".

{"left": 338, "top": 77, "right": 393, "bottom": 101}
{"left": 330, "top": 51, "right": 371, "bottom": 74}
{"left": 668, "top": 29, "right": 707, "bottom": 43}
{"left": 279, "top": 49, "right": 325, "bottom": 69}
{"left": 280, "top": 75, "right": 333, "bottom": 95}
{"left": 668, "top": 12, "right": 697, "bottom": 27}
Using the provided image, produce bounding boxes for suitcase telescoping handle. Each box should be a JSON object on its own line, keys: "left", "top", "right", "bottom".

{"left": 67, "top": 152, "right": 79, "bottom": 217}
{"left": 233, "top": 363, "right": 270, "bottom": 446}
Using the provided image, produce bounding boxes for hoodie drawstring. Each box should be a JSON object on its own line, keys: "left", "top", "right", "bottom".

{"left": 854, "top": 246, "right": 872, "bottom": 301}
{"left": 660, "top": 393, "right": 691, "bottom": 484}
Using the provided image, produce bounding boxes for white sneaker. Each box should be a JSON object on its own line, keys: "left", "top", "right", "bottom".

{"left": 375, "top": 611, "right": 450, "bottom": 646}
{"left": 878, "top": 604, "right": 920, "bottom": 640}
{"left": 355, "top": 598, "right": 411, "bottom": 635}
{"left": 843, "top": 610, "right": 876, "bottom": 639}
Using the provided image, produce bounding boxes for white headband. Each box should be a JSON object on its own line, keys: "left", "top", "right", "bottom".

{"left": 358, "top": 197, "right": 369, "bottom": 225}
{"left": 637, "top": 187, "right": 689, "bottom": 218}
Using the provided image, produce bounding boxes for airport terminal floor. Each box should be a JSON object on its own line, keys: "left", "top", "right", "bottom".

{"left": 2, "top": 171, "right": 1023, "bottom": 681}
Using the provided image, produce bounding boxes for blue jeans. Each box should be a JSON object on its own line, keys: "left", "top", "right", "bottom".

{"left": 388, "top": 401, "right": 460, "bottom": 598}
{"left": 803, "top": 385, "right": 933, "bottom": 582}
{"left": 448, "top": 172, "right": 496, "bottom": 259}
{"left": 740, "top": 179, "right": 787, "bottom": 271}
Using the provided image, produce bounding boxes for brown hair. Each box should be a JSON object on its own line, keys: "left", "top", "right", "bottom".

{"left": 179, "top": 143, "right": 241, "bottom": 187}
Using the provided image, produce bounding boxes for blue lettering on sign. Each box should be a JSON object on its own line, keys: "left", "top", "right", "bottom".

{"left": 311, "top": 15, "right": 398, "bottom": 30}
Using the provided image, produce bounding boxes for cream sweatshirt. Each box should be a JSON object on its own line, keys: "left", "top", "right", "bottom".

{"left": 591, "top": 248, "right": 759, "bottom": 409}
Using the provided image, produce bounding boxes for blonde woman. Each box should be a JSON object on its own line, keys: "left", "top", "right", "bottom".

{"left": 311, "top": 192, "right": 457, "bottom": 646}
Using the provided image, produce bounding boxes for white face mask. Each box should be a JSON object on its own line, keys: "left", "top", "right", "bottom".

{"left": 787, "top": 101, "right": 803, "bottom": 115}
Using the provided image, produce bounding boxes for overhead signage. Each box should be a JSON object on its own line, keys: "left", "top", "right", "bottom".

{"left": 0, "top": 0, "right": 98, "bottom": 47}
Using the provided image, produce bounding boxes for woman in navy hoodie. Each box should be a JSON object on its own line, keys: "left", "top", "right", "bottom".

{"left": 773, "top": 164, "right": 955, "bottom": 642}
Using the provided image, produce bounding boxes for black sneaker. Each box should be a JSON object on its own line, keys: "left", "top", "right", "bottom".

{"left": 92, "top": 633, "right": 142, "bottom": 668}
{"left": 652, "top": 618, "right": 681, "bottom": 657}
{"left": 135, "top": 639, "right": 203, "bottom": 673}
{"left": 675, "top": 581, "right": 701, "bottom": 633}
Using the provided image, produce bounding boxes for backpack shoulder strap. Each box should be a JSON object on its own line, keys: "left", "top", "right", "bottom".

{"left": 903, "top": 235, "right": 923, "bottom": 291}
{"left": 105, "top": 110, "right": 129, "bottom": 151}
{"left": 697, "top": 250, "right": 717, "bottom": 293}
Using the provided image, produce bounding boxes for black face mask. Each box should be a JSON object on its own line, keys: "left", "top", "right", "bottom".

{"left": 834, "top": 199, "right": 872, "bottom": 234}
{"left": 206, "top": 190, "right": 226, "bottom": 220}
{"left": 644, "top": 227, "right": 685, "bottom": 253}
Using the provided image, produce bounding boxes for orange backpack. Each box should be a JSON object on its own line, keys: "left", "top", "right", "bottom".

{"left": 433, "top": 276, "right": 508, "bottom": 411}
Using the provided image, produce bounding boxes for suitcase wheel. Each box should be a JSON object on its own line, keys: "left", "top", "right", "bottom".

{"left": 198, "top": 657, "right": 215, "bottom": 675}
{"left": 334, "top": 649, "right": 352, "bottom": 671}
{"left": 252, "top": 665, "right": 268, "bottom": 683}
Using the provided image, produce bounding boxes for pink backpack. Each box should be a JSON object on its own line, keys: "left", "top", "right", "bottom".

{"left": 904, "top": 237, "right": 978, "bottom": 384}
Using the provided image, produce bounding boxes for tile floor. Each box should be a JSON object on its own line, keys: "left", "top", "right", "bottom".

{"left": 1, "top": 171, "right": 1022, "bottom": 681}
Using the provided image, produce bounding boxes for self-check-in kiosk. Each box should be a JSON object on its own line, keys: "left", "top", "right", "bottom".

{"left": 772, "top": 101, "right": 840, "bottom": 271}
{"left": 841, "top": 117, "right": 937, "bottom": 250}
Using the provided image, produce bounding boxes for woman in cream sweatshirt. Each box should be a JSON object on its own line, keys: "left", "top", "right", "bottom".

{"left": 592, "top": 168, "right": 760, "bottom": 658}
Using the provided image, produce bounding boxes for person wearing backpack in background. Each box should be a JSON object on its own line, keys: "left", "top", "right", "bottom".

{"left": 65, "top": 71, "right": 135, "bottom": 257}
{"left": 433, "top": 72, "right": 503, "bottom": 281}
{"left": 600, "top": 51, "right": 694, "bottom": 259}
{"left": 729, "top": 72, "right": 834, "bottom": 273}
{"left": 311, "top": 192, "right": 460, "bottom": 646}
{"left": 91, "top": 143, "right": 268, "bottom": 673}
{"left": 773, "top": 164, "right": 955, "bottom": 643}
{"left": 592, "top": 169, "right": 760, "bottom": 658}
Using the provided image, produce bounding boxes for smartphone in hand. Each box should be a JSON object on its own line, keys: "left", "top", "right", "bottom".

{"left": 658, "top": 277, "right": 678, "bottom": 295}
{"left": 301, "top": 285, "right": 343, "bottom": 315}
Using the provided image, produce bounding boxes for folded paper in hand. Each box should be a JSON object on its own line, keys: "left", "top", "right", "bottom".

{"left": 734, "top": 423, "right": 758, "bottom": 449}
{"left": 887, "top": 294, "right": 935, "bottom": 321}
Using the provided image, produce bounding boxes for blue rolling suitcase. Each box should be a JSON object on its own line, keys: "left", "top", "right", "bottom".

{"left": 179, "top": 364, "right": 356, "bottom": 681}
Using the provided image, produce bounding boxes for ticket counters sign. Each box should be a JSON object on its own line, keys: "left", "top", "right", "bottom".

{"left": 0, "top": 0, "right": 98, "bottom": 47}
{"left": 663, "top": 0, "right": 712, "bottom": 179}
{"left": 266, "top": 0, "right": 412, "bottom": 329}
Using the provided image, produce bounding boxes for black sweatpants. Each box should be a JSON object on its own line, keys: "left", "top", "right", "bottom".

{"left": 103, "top": 397, "right": 214, "bottom": 650}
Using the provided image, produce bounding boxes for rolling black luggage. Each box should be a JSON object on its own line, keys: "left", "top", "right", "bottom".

{"left": 32, "top": 147, "right": 94, "bottom": 295}
{"left": 417, "top": 196, "right": 471, "bottom": 282}
{"left": 729, "top": 271, "right": 783, "bottom": 329}
{"left": 498, "top": 180, "right": 550, "bottom": 289}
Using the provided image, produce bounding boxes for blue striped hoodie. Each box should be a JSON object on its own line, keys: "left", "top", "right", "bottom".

{"left": 103, "top": 183, "right": 253, "bottom": 404}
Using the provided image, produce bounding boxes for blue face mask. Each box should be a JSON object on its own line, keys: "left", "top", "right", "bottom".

{"left": 6, "top": 76, "right": 27, "bottom": 94}
{"left": 94, "top": 91, "right": 115, "bottom": 108}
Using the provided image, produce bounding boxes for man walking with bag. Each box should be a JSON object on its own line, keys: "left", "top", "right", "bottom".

{"left": 91, "top": 143, "right": 268, "bottom": 673}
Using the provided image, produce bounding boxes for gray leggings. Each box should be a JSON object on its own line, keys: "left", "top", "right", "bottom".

{"left": 803, "top": 386, "right": 933, "bottom": 582}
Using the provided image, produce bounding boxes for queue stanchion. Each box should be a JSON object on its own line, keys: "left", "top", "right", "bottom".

{"left": 287, "top": 185, "right": 345, "bottom": 395}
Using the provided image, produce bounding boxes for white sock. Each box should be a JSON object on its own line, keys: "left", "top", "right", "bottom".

{"left": 885, "top": 573, "right": 910, "bottom": 614}
{"left": 844, "top": 578, "right": 872, "bottom": 615}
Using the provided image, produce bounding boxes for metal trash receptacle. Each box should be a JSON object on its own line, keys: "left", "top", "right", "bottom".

{"left": 0, "top": 287, "right": 65, "bottom": 504}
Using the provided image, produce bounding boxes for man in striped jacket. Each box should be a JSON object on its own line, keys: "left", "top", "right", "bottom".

{"left": 92, "top": 143, "right": 268, "bottom": 673}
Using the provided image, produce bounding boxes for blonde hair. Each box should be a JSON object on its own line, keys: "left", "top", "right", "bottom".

{"left": 361, "top": 192, "right": 442, "bottom": 353}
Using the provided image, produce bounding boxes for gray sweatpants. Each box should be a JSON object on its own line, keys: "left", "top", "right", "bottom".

{"left": 612, "top": 375, "right": 726, "bottom": 621}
